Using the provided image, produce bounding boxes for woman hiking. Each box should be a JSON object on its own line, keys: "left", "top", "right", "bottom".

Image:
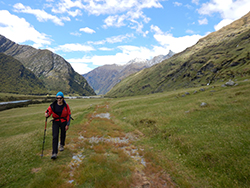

{"left": 45, "top": 91, "right": 71, "bottom": 159}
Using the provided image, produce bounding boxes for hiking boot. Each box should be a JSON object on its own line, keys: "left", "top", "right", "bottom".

{"left": 59, "top": 145, "right": 64, "bottom": 151}
{"left": 51, "top": 153, "right": 57, "bottom": 159}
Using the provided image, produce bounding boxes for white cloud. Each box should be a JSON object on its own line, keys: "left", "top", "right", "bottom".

{"left": 80, "top": 27, "right": 96, "bottom": 34}
{"left": 192, "top": 0, "right": 199, "bottom": 5}
{"left": 103, "top": 9, "right": 151, "bottom": 36}
{"left": 70, "top": 31, "right": 81, "bottom": 36}
{"left": 151, "top": 25, "right": 203, "bottom": 53}
{"left": 153, "top": 33, "right": 202, "bottom": 53}
{"left": 88, "top": 33, "right": 134, "bottom": 45}
{"left": 106, "top": 33, "right": 134, "bottom": 44}
{"left": 52, "top": 0, "right": 163, "bottom": 35}
{"left": 80, "top": 0, "right": 163, "bottom": 16}
{"left": 68, "top": 9, "right": 82, "bottom": 17}
{"left": 98, "top": 47, "right": 114, "bottom": 51}
{"left": 52, "top": 0, "right": 83, "bottom": 15}
{"left": 214, "top": 19, "right": 233, "bottom": 31}
{"left": 0, "top": 10, "right": 51, "bottom": 48}
{"left": 55, "top": 43, "right": 95, "bottom": 52}
{"left": 198, "top": 0, "right": 250, "bottom": 30}
{"left": 88, "top": 40, "right": 106, "bottom": 45}
{"left": 150, "top": 25, "right": 163, "bottom": 34}
{"left": 173, "top": 2, "right": 182, "bottom": 6}
{"left": 186, "top": 29, "right": 195, "bottom": 34}
{"left": 103, "top": 14, "right": 127, "bottom": 28}
{"left": 198, "top": 18, "right": 208, "bottom": 25}
{"left": 67, "top": 44, "right": 170, "bottom": 74}
{"left": 13, "top": 3, "right": 64, "bottom": 26}
{"left": 70, "top": 62, "right": 93, "bottom": 75}
{"left": 67, "top": 44, "right": 171, "bottom": 68}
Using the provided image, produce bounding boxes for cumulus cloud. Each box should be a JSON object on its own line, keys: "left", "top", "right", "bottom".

{"left": 52, "top": 0, "right": 163, "bottom": 35}
{"left": 0, "top": 10, "right": 51, "bottom": 48}
{"left": 55, "top": 43, "right": 95, "bottom": 52}
{"left": 192, "top": 0, "right": 199, "bottom": 5}
{"left": 103, "top": 9, "right": 151, "bottom": 35}
{"left": 198, "top": 0, "right": 250, "bottom": 30}
{"left": 70, "top": 62, "right": 93, "bottom": 75}
{"left": 13, "top": 3, "right": 64, "bottom": 26}
{"left": 186, "top": 29, "right": 195, "bottom": 34}
{"left": 80, "top": 27, "right": 96, "bottom": 34}
{"left": 103, "top": 14, "right": 127, "bottom": 28}
{"left": 150, "top": 25, "right": 203, "bottom": 53}
{"left": 79, "top": 0, "right": 163, "bottom": 16}
{"left": 70, "top": 31, "right": 81, "bottom": 36}
{"left": 51, "top": 0, "right": 83, "bottom": 15}
{"left": 150, "top": 25, "right": 163, "bottom": 34}
{"left": 106, "top": 34, "right": 134, "bottom": 43}
{"left": 173, "top": 2, "right": 182, "bottom": 6}
{"left": 88, "top": 33, "right": 134, "bottom": 45}
{"left": 68, "top": 44, "right": 170, "bottom": 68}
{"left": 198, "top": 18, "right": 208, "bottom": 25}
{"left": 214, "top": 19, "right": 233, "bottom": 31}
{"left": 98, "top": 47, "right": 114, "bottom": 51}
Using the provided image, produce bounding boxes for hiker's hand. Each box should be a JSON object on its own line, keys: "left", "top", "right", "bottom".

{"left": 66, "top": 125, "right": 69, "bottom": 131}
{"left": 45, "top": 112, "right": 49, "bottom": 118}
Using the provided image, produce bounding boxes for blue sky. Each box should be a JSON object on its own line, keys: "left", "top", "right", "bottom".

{"left": 0, "top": 0, "right": 249, "bottom": 74}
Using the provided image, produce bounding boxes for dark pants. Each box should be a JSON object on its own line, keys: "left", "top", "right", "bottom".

{"left": 52, "top": 120, "right": 67, "bottom": 154}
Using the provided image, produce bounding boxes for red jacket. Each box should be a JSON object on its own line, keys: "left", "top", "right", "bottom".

{"left": 46, "top": 100, "right": 71, "bottom": 125}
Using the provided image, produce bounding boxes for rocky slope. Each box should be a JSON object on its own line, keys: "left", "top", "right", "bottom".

{"left": 0, "top": 53, "right": 46, "bottom": 94}
{"left": 0, "top": 34, "right": 95, "bottom": 96}
{"left": 106, "top": 11, "right": 250, "bottom": 97}
{"left": 83, "top": 51, "right": 174, "bottom": 95}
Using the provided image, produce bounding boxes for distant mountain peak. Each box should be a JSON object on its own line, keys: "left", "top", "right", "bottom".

{"left": 127, "top": 58, "right": 147, "bottom": 64}
{"left": 83, "top": 51, "right": 174, "bottom": 95}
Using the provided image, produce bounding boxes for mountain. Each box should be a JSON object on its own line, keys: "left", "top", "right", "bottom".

{"left": 146, "top": 50, "right": 175, "bottom": 67}
{"left": 0, "top": 34, "right": 96, "bottom": 96}
{"left": 0, "top": 53, "right": 46, "bottom": 94}
{"left": 83, "top": 51, "right": 174, "bottom": 95}
{"left": 106, "top": 11, "right": 250, "bottom": 97}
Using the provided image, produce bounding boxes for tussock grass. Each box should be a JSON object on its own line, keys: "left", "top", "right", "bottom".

{"left": 1, "top": 80, "right": 250, "bottom": 187}
{"left": 110, "top": 79, "right": 250, "bottom": 187}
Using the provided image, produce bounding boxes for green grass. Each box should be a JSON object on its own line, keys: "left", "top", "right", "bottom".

{"left": 1, "top": 80, "right": 250, "bottom": 187}
{"left": 110, "top": 80, "right": 250, "bottom": 187}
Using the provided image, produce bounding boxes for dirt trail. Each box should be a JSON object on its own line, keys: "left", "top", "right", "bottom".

{"left": 66, "top": 103, "right": 176, "bottom": 187}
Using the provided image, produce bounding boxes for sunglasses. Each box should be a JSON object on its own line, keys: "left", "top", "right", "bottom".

{"left": 56, "top": 97, "right": 63, "bottom": 100}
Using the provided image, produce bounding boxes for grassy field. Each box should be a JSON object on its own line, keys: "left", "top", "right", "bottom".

{"left": 0, "top": 78, "right": 250, "bottom": 187}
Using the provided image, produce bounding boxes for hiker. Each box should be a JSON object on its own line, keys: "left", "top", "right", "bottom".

{"left": 45, "top": 91, "right": 71, "bottom": 159}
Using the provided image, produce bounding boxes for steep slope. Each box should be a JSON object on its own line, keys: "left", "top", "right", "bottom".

{"left": 0, "top": 53, "right": 46, "bottom": 94}
{"left": 83, "top": 51, "right": 174, "bottom": 95}
{"left": 83, "top": 64, "right": 123, "bottom": 95}
{"left": 106, "top": 11, "right": 250, "bottom": 97}
{"left": 0, "top": 35, "right": 95, "bottom": 96}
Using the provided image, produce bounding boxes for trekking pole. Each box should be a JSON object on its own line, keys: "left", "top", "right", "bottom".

{"left": 41, "top": 111, "right": 48, "bottom": 158}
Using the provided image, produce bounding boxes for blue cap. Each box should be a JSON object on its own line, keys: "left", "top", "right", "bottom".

{"left": 56, "top": 91, "right": 64, "bottom": 98}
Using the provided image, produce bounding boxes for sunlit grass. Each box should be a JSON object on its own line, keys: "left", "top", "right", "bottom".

{"left": 110, "top": 80, "right": 250, "bottom": 187}
{"left": 1, "top": 79, "right": 250, "bottom": 187}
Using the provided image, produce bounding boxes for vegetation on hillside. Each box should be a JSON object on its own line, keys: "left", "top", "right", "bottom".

{"left": 106, "top": 12, "right": 250, "bottom": 97}
{"left": 0, "top": 35, "right": 96, "bottom": 96}
{"left": 0, "top": 53, "right": 47, "bottom": 95}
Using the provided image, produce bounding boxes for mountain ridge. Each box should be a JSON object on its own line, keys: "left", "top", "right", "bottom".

{"left": 0, "top": 53, "right": 47, "bottom": 94}
{"left": 106, "top": 11, "right": 250, "bottom": 97}
{"left": 83, "top": 50, "right": 174, "bottom": 95}
{"left": 0, "top": 35, "right": 96, "bottom": 96}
